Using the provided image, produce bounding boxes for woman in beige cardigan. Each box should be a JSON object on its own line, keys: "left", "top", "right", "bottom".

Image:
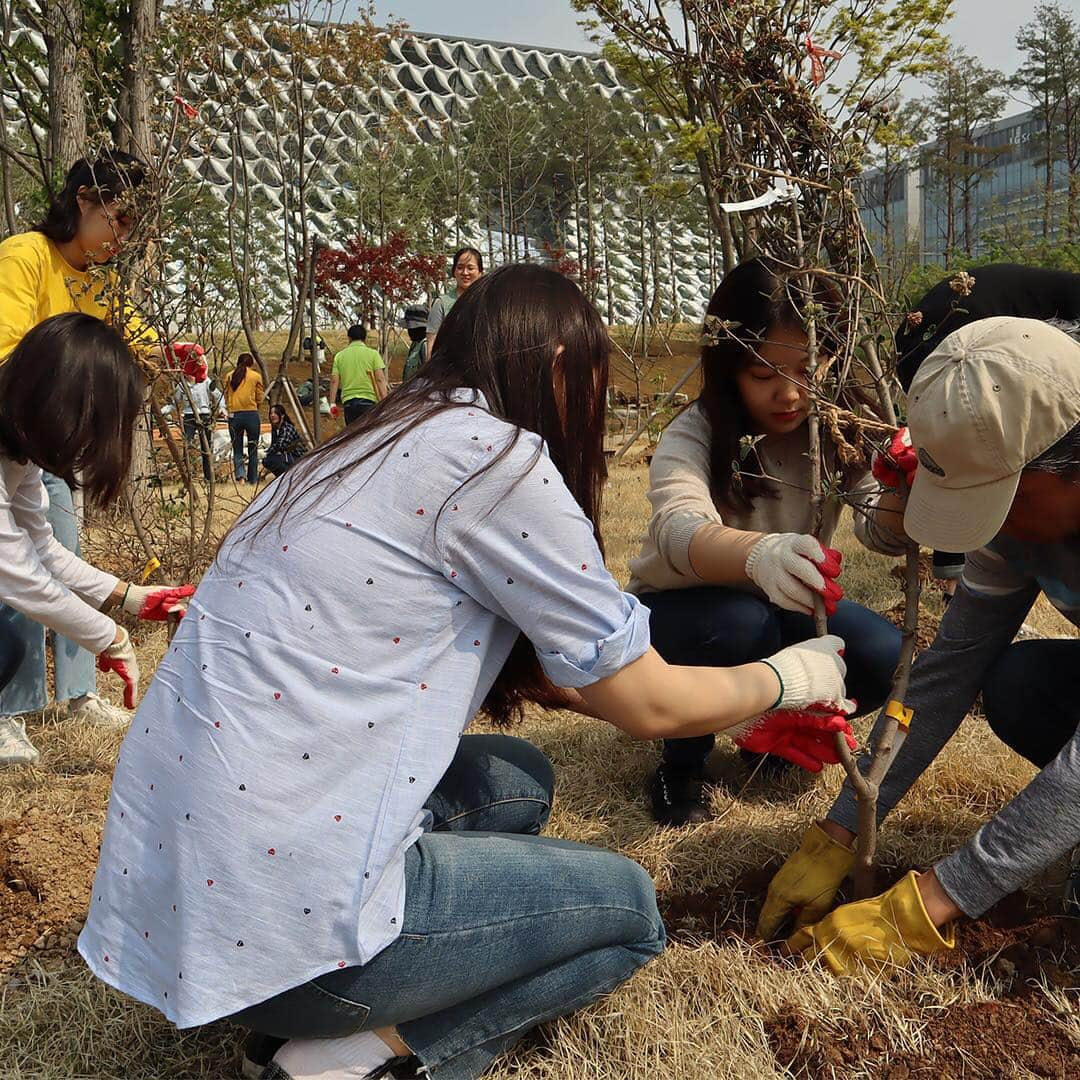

{"left": 629, "top": 258, "right": 906, "bottom": 825}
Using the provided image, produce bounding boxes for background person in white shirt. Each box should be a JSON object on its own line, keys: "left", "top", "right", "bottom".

{"left": 0, "top": 313, "right": 194, "bottom": 766}
{"left": 80, "top": 266, "right": 852, "bottom": 1080}
{"left": 169, "top": 369, "right": 226, "bottom": 483}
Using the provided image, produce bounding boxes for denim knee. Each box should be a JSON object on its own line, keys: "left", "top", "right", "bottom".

{"left": 496, "top": 735, "right": 556, "bottom": 807}
{"left": 645, "top": 587, "right": 781, "bottom": 667}
{"left": 600, "top": 853, "right": 666, "bottom": 951}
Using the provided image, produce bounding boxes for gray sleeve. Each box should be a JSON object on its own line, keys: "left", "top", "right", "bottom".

{"left": 828, "top": 573, "right": 1038, "bottom": 834}
{"left": 847, "top": 471, "right": 908, "bottom": 556}
{"left": 426, "top": 298, "right": 446, "bottom": 336}
{"left": 936, "top": 726, "right": 1080, "bottom": 916}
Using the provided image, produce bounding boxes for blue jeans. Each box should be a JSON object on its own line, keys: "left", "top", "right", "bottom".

{"left": 983, "top": 639, "right": 1080, "bottom": 768}
{"left": 638, "top": 586, "right": 902, "bottom": 770}
{"left": 0, "top": 472, "right": 96, "bottom": 716}
{"left": 230, "top": 411, "right": 261, "bottom": 484}
{"left": 343, "top": 398, "right": 376, "bottom": 425}
{"left": 183, "top": 413, "right": 214, "bottom": 482}
{"left": 230, "top": 735, "right": 665, "bottom": 1080}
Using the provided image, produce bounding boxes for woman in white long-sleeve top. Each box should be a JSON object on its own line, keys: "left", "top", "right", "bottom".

{"left": 0, "top": 313, "right": 192, "bottom": 766}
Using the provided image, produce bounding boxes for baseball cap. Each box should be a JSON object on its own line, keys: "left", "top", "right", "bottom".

{"left": 401, "top": 304, "right": 428, "bottom": 330}
{"left": 903, "top": 316, "right": 1080, "bottom": 552}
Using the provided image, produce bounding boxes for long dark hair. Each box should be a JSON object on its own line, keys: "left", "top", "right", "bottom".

{"left": 699, "top": 257, "right": 842, "bottom": 512}
{"left": 36, "top": 151, "right": 146, "bottom": 244}
{"left": 0, "top": 313, "right": 144, "bottom": 505}
{"left": 452, "top": 246, "right": 484, "bottom": 276}
{"left": 230, "top": 353, "right": 256, "bottom": 393}
{"left": 269, "top": 403, "right": 290, "bottom": 424}
{"left": 231, "top": 264, "right": 610, "bottom": 722}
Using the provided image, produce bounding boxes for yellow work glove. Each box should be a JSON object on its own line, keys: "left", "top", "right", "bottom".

{"left": 785, "top": 870, "right": 955, "bottom": 975}
{"left": 756, "top": 823, "right": 855, "bottom": 941}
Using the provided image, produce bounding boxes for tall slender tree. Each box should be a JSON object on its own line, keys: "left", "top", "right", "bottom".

{"left": 920, "top": 49, "right": 1006, "bottom": 256}
{"left": 1014, "top": 4, "right": 1068, "bottom": 240}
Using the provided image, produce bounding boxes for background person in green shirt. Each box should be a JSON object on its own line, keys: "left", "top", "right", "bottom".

{"left": 329, "top": 325, "right": 388, "bottom": 425}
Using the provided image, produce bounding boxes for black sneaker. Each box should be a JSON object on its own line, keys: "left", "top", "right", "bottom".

{"left": 649, "top": 763, "right": 710, "bottom": 826}
{"left": 738, "top": 748, "right": 799, "bottom": 779}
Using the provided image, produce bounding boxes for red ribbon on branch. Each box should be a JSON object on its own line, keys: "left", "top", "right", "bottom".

{"left": 173, "top": 95, "right": 199, "bottom": 120}
{"left": 805, "top": 36, "right": 843, "bottom": 87}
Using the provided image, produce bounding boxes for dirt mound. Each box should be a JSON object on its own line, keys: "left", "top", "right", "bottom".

{"left": 766, "top": 1000, "right": 1080, "bottom": 1079}
{"left": 943, "top": 891, "right": 1080, "bottom": 997}
{"left": 0, "top": 808, "right": 99, "bottom": 974}
{"left": 665, "top": 872, "right": 1080, "bottom": 1076}
{"left": 663, "top": 869, "right": 1080, "bottom": 985}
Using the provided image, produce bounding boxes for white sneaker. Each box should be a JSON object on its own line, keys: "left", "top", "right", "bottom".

{"left": 0, "top": 717, "right": 40, "bottom": 767}
{"left": 65, "top": 692, "right": 130, "bottom": 730}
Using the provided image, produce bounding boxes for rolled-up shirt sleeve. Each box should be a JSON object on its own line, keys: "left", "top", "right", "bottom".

{"left": 435, "top": 431, "right": 651, "bottom": 687}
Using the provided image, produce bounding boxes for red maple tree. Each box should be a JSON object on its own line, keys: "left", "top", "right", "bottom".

{"left": 313, "top": 232, "right": 444, "bottom": 325}
{"left": 541, "top": 240, "right": 601, "bottom": 289}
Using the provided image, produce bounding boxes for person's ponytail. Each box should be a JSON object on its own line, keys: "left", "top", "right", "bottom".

{"left": 230, "top": 353, "right": 255, "bottom": 393}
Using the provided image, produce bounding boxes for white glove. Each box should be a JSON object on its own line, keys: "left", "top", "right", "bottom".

{"left": 745, "top": 532, "right": 833, "bottom": 616}
{"left": 121, "top": 583, "right": 195, "bottom": 621}
{"left": 760, "top": 634, "right": 853, "bottom": 713}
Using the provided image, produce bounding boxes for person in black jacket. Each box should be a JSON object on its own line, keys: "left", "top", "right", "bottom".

{"left": 263, "top": 404, "right": 307, "bottom": 478}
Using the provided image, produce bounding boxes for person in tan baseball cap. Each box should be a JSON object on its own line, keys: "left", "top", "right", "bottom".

{"left": 903, "top": 316, "right": 1080, "bottom": 553}
{"left": 759, "top": 314, "right": 1080, "bottom": 974}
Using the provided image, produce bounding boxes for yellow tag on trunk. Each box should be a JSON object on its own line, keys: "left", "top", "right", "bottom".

{"left": 140, "top": 556, "right": 161, "bottom": 583}
{"left": 885, "top": 699, "right": 914, "bottom": 731}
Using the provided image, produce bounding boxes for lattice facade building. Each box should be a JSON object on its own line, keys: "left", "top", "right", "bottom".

{"left": 3, "top": 16, "right": 718, "bottom": 324}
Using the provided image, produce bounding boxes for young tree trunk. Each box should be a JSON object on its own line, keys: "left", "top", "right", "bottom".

{"left": 118, "top": 0, "right": 157, "bottom": 157}
{"left": 44, "top": 0, "right": 86, "bottom": 177}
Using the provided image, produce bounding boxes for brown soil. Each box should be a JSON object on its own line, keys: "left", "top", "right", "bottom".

{"left": 664, "top": 867, "right": 1080, "bottom": 987}
{"left": 0, "top": 808, "right": 99, "bottom": 974}
{"left": 664, "top": 869, "right": 1080, "bottom": 1077}
{"left": 766, "top": 999, "right": 1080, "bottom": 1079}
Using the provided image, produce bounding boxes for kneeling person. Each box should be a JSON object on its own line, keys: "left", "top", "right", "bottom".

{"left": 760, "top": 317, "right": 1080, "bottom": 973}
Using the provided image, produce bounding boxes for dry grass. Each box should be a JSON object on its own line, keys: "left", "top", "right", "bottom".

{"left": 1, "top": 464, "right": 1076, "bottom": 1079}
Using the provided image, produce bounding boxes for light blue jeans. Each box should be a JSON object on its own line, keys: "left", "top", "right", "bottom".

{"left": 231, "top": 735, "right": 666, "bottom": 1080}
{"left": 0, "top": 472, "right": 96, "bottom": 716}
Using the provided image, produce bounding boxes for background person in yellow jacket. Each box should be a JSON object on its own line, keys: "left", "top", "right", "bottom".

{"left": 224, "top": 353, "right": 266, "bottom": 485}
{"left": 0, "top": 151, "right": 159, "bottom": 736}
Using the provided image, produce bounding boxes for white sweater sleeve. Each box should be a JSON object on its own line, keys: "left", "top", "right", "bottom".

{"left": 0, "top": 461, "right": 118, "bottom": 652}
{"left": 637, "top": 408, "right": 726, "bottom": 579}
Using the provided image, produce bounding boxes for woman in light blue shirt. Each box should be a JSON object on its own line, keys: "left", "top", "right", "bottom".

{"left": 81, "top": 266, "right": 851, "bottom": 1080}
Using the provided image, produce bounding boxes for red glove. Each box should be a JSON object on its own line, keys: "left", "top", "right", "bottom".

{"left": 872, "top": 427, "right": 917, "bottom": 491}
{"left": 733, "top": 704, "right": 857, "bottom": 773}
{"left": 330, "top": 404, "right": 340, "bottom": 418}
{"left": 121, "top": 584, "right": 195, "bottom": 621}
{"left": 816, "top": 545, "right": 844, "bottom": 617}
{"left": 97, "top": 628, "right": 140, "bottom": 709}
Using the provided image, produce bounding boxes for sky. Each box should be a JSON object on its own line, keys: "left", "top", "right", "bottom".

{"left": 360, "top": 0, "right": 1080, "bottom": 102}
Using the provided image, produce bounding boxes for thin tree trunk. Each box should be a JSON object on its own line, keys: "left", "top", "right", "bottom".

{"left": 119, "top": 0, "right": 156, "bottom": 157}
{"left": 44, "top": 0, "right": 86, "bottom": 176}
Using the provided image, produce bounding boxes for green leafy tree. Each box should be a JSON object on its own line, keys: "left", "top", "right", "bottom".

{"left": 919, "top": 48, "right": 1006, "bottom": 257}
{"left": 1013, "top": 3, "right": 1071, "bottom": 240}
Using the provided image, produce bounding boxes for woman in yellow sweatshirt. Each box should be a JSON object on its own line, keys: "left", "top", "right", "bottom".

{"left": 224, "top": 353, "right": 265, "bottom": 485}
{"left": 0, "top": 152, "right": 157, "bottom": 736}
